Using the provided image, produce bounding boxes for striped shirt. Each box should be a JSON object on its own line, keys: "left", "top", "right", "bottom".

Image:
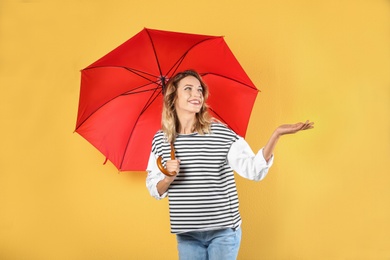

{"left": 146, "top": 123, "right": 273, "bottom": 234}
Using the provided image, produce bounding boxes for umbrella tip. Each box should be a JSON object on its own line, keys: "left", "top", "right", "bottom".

{"left": 103, "top": 157, "right": 108, "bottom": 165}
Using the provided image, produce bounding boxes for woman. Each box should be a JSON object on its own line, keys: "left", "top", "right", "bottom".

{"left": 146, "top": 70, "right": 314, "bottom": 260}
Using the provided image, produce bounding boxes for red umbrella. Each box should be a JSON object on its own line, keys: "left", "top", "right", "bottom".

{"left": 75, "top": 28, "right": 259, "bottom": 171}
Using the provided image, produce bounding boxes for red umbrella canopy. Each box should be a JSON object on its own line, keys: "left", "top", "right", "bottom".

{"left": 75, "top": 28, "right": 259, "bottom": 171}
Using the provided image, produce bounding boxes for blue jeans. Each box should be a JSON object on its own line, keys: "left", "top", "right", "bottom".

{"left": 176, "top": 227, "right": 242, "bottom": 260}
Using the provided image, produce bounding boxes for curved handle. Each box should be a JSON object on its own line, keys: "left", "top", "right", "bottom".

{"left": 157, "top": 143, "right": 177, "bottom": 176}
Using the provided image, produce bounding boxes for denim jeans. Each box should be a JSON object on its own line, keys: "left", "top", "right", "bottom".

{"left": 176, "top": 227, "right": 242, "bottom": 260}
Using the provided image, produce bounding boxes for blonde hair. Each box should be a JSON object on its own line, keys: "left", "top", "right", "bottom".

{"left": 162, "top": 70, "right": 212, "bottom": 143}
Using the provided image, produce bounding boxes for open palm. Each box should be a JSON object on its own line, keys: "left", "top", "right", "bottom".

{"left": 276, "top": 120, "right": 314, "bottom": 135}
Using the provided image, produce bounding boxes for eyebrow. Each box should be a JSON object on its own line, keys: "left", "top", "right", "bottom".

{"left": 183, "top": 84, "right": 203, "bottom": 88}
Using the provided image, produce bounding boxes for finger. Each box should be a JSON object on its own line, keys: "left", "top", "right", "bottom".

{"left": 303, "top": 121, "right": 314, "bottom": 130}
{"left": 294, "top": 121, "right": 308, "bottom": 131}
{"left": 297, "top": 122, "right": 306, "bottom": 130}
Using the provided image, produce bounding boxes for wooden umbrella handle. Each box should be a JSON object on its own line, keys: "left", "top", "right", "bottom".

{"left": 157, "top": 143, "right": 177, "bottom": 176}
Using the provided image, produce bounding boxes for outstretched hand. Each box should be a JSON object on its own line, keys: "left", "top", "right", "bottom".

{"left": 262, "top": 120, "right": 314, "bottom": 161}
{"left": 275, "top": 120, "right": 314, "bottom": 136}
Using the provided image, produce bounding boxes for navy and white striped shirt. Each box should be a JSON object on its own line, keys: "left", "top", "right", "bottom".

{"left": 146, "top": 123, "right": 273, "bottom": 234}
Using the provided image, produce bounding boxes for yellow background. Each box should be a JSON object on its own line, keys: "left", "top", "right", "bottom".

{"left": 1, "top": 0, "right": 389, "bottom": 259}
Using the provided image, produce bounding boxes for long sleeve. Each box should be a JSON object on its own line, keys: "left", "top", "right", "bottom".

{"left": 227, "top": 137, "right": 274, "bottom": 181}
{"left": 146, "top": 151, "right": 168, "bottom": 200}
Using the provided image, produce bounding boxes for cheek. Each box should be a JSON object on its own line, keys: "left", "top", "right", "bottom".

{"left": 172, "top": 96, "right": 181, "bottom": 110}
{"left": 174, "top": 96, "right": 185, "bottom": 109}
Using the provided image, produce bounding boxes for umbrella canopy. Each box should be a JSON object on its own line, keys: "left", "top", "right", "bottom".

{"left": 75, "top": 28, "right": 259, "bottom": 171}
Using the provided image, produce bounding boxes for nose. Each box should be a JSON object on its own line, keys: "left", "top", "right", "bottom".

{"left": 192, "top": 88, "right": 201, "bottom": 97}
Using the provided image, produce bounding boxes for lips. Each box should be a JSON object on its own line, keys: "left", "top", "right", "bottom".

{"left": 189, "top": 99, "right": 201, "bottom": 105}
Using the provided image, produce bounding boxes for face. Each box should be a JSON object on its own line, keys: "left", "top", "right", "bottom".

{"left": 174, "top": 76, "right": 204, "bottom": 116}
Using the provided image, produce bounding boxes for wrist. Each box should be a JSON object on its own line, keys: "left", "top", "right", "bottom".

{"left": 272, "top": 129, "right": 282, "bottom": 139}
{"left": 163, "top": 176, "right": 174, "bottom": 185}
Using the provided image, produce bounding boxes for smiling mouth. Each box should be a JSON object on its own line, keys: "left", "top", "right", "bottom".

{"left": 189, "top": 100, "right": 201, "bottom": 105}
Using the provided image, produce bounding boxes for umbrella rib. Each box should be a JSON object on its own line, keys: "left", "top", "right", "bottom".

{"left": 122, "top": 87, "right": 159, "bottom": 95}
{"left": 145, "top": 29, "right": 164, "bottom": 81}
{"left": 83, "top": 65, "right": 160, "bottom": 85}
{"left": 201, "top": 72, "right": 259, "bottom": 91}
{"left": 123, "top": 67, "right": 159, "bottom": 82}
{"left": 75, "top": 86, "right": 161, "bottom": 130}
{"left": 77, "top": 82, "right": 163, "bottom": 171}
{"left": 119, "top": 86, "right": 163, "bottom": 170}
{"left": 208, "top": 107, "right": 228, "bottom": 126}
{"left": 83, "top": 65, "right": 165, "bottom": 94}
{"left": 165, "top": 37, "right": 220, "bottom": 77}
{"left": 77, "top": 65, "right": 164, "bottom": 130}
{"left": 83, "top": 64, "right": 165, "bottom": 93}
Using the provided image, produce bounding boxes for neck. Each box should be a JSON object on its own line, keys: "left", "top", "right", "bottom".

{"left": 177, "top": 112, "right": 196, "bottom": 134}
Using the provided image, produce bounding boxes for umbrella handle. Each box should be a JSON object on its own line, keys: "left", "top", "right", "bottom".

{"left": 156, "top": 143, "right": 177, "bottom": 176}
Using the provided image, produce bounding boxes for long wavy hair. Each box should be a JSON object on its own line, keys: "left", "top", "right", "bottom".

{"left": 161, "top": 70, "right": 212, "bottom": 143}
